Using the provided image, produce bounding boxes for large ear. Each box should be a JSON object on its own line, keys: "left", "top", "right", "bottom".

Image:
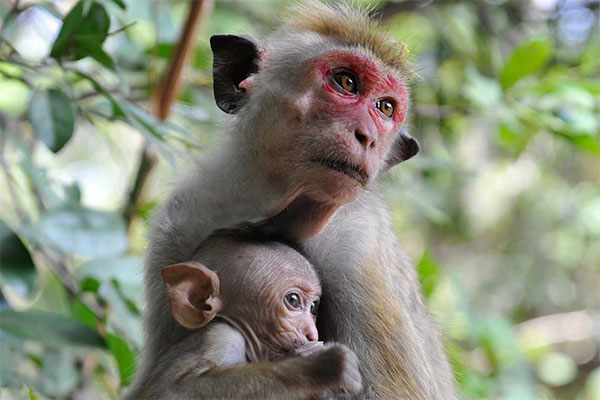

{"left": 210, "top": 35, "right": 260, "bottom": 114}
{"left": 384, "top": 128, "right": 420, "bottom": 169}
{"left": 161, "top": 262, "right": 223, "bottom": 330}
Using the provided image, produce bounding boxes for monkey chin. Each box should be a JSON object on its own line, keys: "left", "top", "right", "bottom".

{"left": 310, "top": 180, "right": 362, "bottom": 205}
{"left": 305, "top": 165, "right": 367, "bottom": 205}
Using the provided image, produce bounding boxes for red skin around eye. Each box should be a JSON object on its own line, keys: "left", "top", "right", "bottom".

{"left": 310, "top": 51, "right": 408, "bottom": 133}
{"left": 262, "top": 51, "right": 411, "bottom": 237}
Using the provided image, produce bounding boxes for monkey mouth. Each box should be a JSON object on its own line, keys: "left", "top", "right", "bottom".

{"left": 313, "top": 157, "right": 369, "bottom": 185}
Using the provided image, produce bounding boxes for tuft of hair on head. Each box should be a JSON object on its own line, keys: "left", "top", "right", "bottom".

{"left": 282, "top": 0, "right": 416, "bottom": 80}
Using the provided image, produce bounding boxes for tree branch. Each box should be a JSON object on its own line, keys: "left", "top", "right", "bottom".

{"left": 124, "top": 0, "right": 213, "bottom": 228}
{"left": 153, "top": 0, "right": 213, "bottom": 120}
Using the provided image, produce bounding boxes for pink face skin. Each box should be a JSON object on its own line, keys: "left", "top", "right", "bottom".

{"left": 228, "top": 268, "right": 321, "bottom": 361}
{"left": 210, "top": 243, "right": 321, "bottom": 361}
{"left": 311, "top": 51, "right": 409, "bottom": 137}
{"left": 257, "top": 49, "right": 409, "bottom": 238}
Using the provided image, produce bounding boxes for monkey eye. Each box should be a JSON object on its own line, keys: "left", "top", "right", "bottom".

{"left": 285, "top": 293, "right": 302, "bottom": 309}
{"left": 310, "top": 300, "right": 319, "bottom": 316}
{"left": 332, "top": 72, "right": 358, "bottom": 94}
{"left": 375, "top": 99, "right": 395, "bottom": 118}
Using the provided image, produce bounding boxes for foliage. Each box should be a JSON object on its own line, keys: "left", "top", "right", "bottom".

{"left": 0, "top": 0, "right": 598, "bottom": 399}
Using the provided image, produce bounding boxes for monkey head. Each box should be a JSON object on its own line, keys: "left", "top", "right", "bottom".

{"left": 210, "top": 2, "right": 419, "bottom": 216}
{"left": 161, "top": 239, "right": 321, "bottom": 362}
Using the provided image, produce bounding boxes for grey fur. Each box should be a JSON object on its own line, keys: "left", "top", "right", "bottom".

{"left": 127, "top": 27, "right": 455, "bottom": 399}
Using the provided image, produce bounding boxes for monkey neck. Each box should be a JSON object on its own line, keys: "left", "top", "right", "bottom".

{"left": 197, "top": 133, "right": 287, "bottom": 225}
{"left": 264, "top": 195, "right": 340, "bottom": 241}
{"left": 199, "top": 126, "right": 346, "bottom": 241}
{"left": 214, "top": 315, "right": 271, "bottom": 362}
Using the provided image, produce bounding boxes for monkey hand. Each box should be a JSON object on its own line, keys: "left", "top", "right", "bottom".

{"left": 289, "top": 341, "right": 325, "bottom": 357}
{"left": 308, "top": 343, "right": 362, "bottom": 395}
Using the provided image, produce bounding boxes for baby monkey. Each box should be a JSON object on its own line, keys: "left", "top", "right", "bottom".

{"left": 131, "top": 225, "right": 361, "bottom": 399}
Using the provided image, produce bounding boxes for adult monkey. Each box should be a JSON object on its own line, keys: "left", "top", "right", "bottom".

{"left": 131, "top": 2, "right": 455, "bottom": 399}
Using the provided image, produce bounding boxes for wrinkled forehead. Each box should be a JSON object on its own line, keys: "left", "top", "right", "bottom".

{"left": 254, "top": 244, "right": 320, "bottom": 289}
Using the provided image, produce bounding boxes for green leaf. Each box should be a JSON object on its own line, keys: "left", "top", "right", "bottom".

{"left": 28, "top": 89, "right": 76, "bottom": 153}
{"left": 476, "top": 316, "right": 522, "bottom": 369}
{"left": 464, "top": 67, "right": 502, "bottom": 109}
{"left": 74, "top": 38, "right": 115, "bottom": 70}
{"left": 109, "top": 0, "right": 127, "bottom": 10}
{"left": 106, "top": 333, "right": 136, "bottom": 386}
{"left": 50, "top": 0, "right": 85, "bottom": 58}
{"left": 0, "top": 74, "right": 30, "bottom": 117}
{"left": 81, "top": 2, "right": 110, "bottom": 38}
{"left": 554, "top": 132, "right": 600, "bottom": 153}
{"left": 29, "top": 388, "right": 40, "bottom": 400}
{"left": 100, "top": 283, "right": 142, "bottom": 347}
{"left": 76, "top": 257, "right": 143, "bottom": 346}
{"left": 40, "top": 205, "right": 129, "bottom": 258}
{"left": 501, "top": 38, "right": 553, "bottom": 89}
{"left": 498, "top": 121, "right": 535, "bottom": 154}
{"left": 0, "top": 310, "right": 105, "bottom": 348}
{"left": 50, "top": 1, "right": 112, "bottom": 64}
{"left": 0, "top": 220, "right": 37, "bottom": 298}
{"left": 76, "top": 256, "right": 142, "bottom": 304}
{"left": 71, "top": 299, "right": 97, "bottom": 328}
{"left": 417, "top": 250, "right": 440, "bottom": 299}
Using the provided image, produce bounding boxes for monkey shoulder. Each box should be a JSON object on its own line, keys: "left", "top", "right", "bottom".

{"left": 197, "top": 321, "right": 248, "bottom": 367}
{"left": 162, "top": 323, "right": 246, "bottom": 375}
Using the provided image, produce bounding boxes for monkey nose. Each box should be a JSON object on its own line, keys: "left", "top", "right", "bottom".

{"left": 354, "top": 128, "right": 377, "bottom": 151}
{"left": 304, "top": 322, "right": 319, "bottom": 342}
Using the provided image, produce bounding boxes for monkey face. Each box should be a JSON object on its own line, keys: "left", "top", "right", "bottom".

{"left": 249, "top": 284, "right": 321, "bottom": 361}
{"left": 256, "top": 49, "right": 413, "bottom": 206}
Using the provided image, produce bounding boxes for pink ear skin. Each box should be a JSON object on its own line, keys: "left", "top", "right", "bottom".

{"left": 161, "top": 262, "right": 223, "bottom": 330}
{"left": 238, "top": 75, "right": 255, "bottom": 90}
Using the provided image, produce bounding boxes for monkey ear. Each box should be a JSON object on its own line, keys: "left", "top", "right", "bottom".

{"left": 210, "top": 34, "right": 261, "bottom": 114}
{"left": 384, "top": 128, "right": 420, "bottom": 169}
{"left": 161, "top": 262, "right": 223, "bottom": 330}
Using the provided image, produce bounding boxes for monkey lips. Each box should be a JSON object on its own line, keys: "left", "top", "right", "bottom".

{"left": 312, "top": 156, "right": 369, "bottom": 186}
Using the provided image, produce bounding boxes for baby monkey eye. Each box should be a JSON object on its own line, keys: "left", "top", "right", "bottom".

{"left": 285, "top": 293, "right": 301, "bottom": 309}
{"left": 376, "top": 99, "right": 395, "bottom": 118}
{"left": 310, "top": 301, "right": 319, "bottom": 316}
{"left": 333, "top": 72, "right": 357, "bottom": 94}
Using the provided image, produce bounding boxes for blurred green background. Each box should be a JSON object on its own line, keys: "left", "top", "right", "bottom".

{"left": 0, "top": 0, "right": 598, "bottom": 398}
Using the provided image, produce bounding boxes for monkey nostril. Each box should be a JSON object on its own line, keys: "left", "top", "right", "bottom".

{"left": 355, "top": 131, "right": 367, "bottom": 146}
{"left": 355, "top": 130, "right": 376, "bottom": 150}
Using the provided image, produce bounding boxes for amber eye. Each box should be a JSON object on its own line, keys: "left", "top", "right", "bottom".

{"left": 285, "top": 293, "right": 301, "bottom": 309}
{"left": 376, "top": 99, "right": 395, "bottom": 118}
{"left": 333, "top": 72, "right": 357, "bottom": 94}
{"left": 310, "top": 300, "right": 319, "bottom": 316}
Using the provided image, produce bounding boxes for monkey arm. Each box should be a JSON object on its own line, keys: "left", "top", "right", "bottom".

{"left": 303, "top": 191, "right": 455, "bottom": 399}
{"left": 163, "top": 344, "right": 360, "bottom": 400}
{"left": 132, "top": 323, "right": 360, "bottom": 399}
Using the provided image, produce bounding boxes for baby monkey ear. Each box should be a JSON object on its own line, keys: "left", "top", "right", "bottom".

{"left": 161, "top": 262, "right": 223, "bottom": 330}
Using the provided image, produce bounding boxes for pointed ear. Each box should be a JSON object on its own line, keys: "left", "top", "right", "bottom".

{"left": 161, "top": 262, "right": 223, "bottom": 330}
{"left": 210, "top": 34, "right": 260, "bottom": 114}
{"left": 384, "top": 128, "right": 420, "bottom": 169}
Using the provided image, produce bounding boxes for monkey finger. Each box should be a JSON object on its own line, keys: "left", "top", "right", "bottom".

{"left": 336, "top": 345, "right": 363, "bottom": 394}
{"left": 291, "top": 341, "right": 325, "bottom": 357}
